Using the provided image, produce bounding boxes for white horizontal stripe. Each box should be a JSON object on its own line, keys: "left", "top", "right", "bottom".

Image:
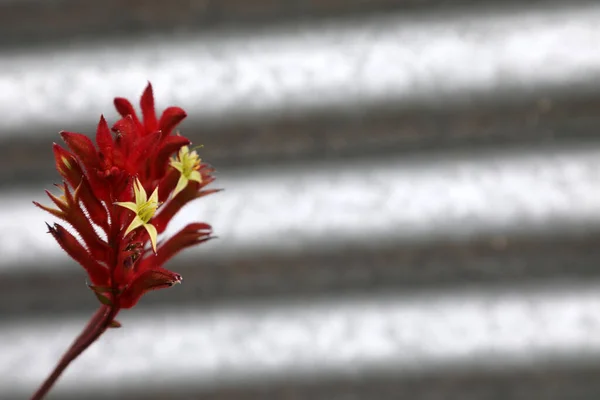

{"left": 1, "top": 4, "right": 600, "bottom": 135}
{"left": 3, "top": 282, "right": 600, "bottom": 396}
{"left": 2, "top": 143, "right": 600, "bottom": 272}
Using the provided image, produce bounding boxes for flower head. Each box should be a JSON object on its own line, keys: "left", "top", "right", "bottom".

{"left": 35, "top": 83, "right": 217, "bottom": 310}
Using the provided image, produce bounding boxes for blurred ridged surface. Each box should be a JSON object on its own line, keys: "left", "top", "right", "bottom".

{"left": 2, "top": 0, "right": 600, "bottom": 399}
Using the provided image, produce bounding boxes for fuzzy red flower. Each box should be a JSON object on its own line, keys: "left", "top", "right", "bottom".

{"left": 35, "top": 83, "right": 217, "bottom": 310}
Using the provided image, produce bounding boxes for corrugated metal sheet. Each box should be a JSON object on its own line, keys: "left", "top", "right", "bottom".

{"left": 2, "top": 1, "right": 600, "bottom": 399}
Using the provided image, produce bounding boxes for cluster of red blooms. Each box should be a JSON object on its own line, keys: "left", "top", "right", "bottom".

{"left": 35, "top": 83, "right": 217, "bottom": 311}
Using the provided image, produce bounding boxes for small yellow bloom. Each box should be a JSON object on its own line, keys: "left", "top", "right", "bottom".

{"left": 115, "top": 178, "right": 160, "bottom": 253}
{"left": 170, "top": 145, "right": 203, "bottom": 198}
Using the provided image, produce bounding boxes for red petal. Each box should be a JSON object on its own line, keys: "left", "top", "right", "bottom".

{"left": 119, "top": 267, "right": 182, "bottom": 309}
{"left": 129, "top": 130, "right": 162, "bottom": 175}
{"left": 157, "top": 168, "right": 179, "bottom": 203}
{"left": 95, "top": 115, "right": 113, "bottom": 159}
{"left": 53, "top": 183, "right": 110, "bottom": 261}
{"left": 114, "top": 96, "right": 144, "bottom": 134}
{"left": 151, "top": 135, "right": 191, "bottom": 181}
{"left": 112, "top": 115, "right": 140, "bottom": 140}
{"left": 46, "top": 222, "right": 110, "bottom": 285}
{"left": 151, "top": 182, "right": 196, "bottom": 233}
{"left": 114, "top": 97, "right": 137, "bottom": 118}
{"left": 33, "top": 201, "right": 63, "bottom": 220}
{"left": 158, "top": 106, "right": 187, "bottom": 139}
{"left": 58, "top": 134, "right": 110, "bottom": 201}
{"left": 60, "top": 131, "right": 100, "bottom": 172}
{"left": 52, "top": 144, "right": 84, "bottom": 188}
{"left": 112, "top": 115, "right": 141, "bottom": 172}
{"left": 140, "top": 82, "right": 158, "bottom": 134}
{"left": 148, "top": 222, "right": 213, "bottom": 269}
{"left": 44, "top": 188, "right": 68, "bottom": 212}
{"left": 77, "top": 177, "right": 110, "bottom": 232}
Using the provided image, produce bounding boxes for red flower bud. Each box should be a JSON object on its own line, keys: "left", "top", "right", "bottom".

{"left": 119, "top": 267, "right": 183, "bottom": 309}
{"left": 95, "top": 115, "right": 114, "bottom": 163}
{"left": 46, "top": 222, "right": 109, "bottom": 285}
{"left": 140, "top": 82, "right": 158, "bottom": 134}
{"left": 60, "top": 131, "right": 100, "bottom": 172}
{"left": 158, "top": 106, "right": 187, "bottom": 139}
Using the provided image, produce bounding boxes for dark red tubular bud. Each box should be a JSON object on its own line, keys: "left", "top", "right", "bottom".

{"left": 112, "top": 115, "right": 140, "bottom": 155}
{"left": 70, "top": 183, "right": 110, "bottom": 261}
{"left": 195, "top": 188, "right": 222, "bottom": 199}
{"left": 151, "top": 182, "right": 198, "bottom": 234}
{"left": 52, "top": 144, "right": 84, "bottom": 188}
{"left": 114, "top": 96, "right": 136, "bottom": 118}
{"left": 60, "top": 131, "right": 110, "bottom": 200}
{"left": 148, "top": 223, "right": 213, "bottom": 269}
{"left": 55, "top": 141, "right": 110, "bottom": 231}
{"left": 130, "top": 130, "right": 161, "bottom": 176}
{"left": 152, "top": 174, "right": 220, "bottom": 234}
{"left": 119, "top": 267, "right": 182, "bottom": 309}
{"left": 45, "top": 188, "right": 69, "bottom": 212}
{"left": 33, "top": 200, "right": 64, "bottom": 220}
{"left": 140, "top": 82, "right": 158, "bottom": 134}
{"left": 114, "top": 96, "right": 144, "bottom": 133}
{"left": 157, "top": 168, "right": 179, "bottom": 203}
{"left": 60, "top": 131, "right": 100, "bottom": 172}
{"left": 95, "top": 115, "right": 114, "bottom": 161}
{"left": 77, "top": 178, "right": 109, "bottom": 232}
{"left": 35, "top": 185, "right": 108, "bottom": 261}
{"left": 46, "top": 222, "right": 110, "bottom": 285}
{"left": 158, "top": 106, "right": 187, "bottom": 140}
{"left": 151, "top": 135, "right": 191, "bottom": 181}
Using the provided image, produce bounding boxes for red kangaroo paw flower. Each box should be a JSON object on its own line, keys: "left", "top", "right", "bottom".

{"left": 33, "top": 82, "right": 219, "bottom": 400}
{"left": 38, "top": 82, "right": 218, "bottom": 308}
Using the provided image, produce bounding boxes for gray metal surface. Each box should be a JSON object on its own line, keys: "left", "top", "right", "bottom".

{"left": 2, "top": 3, "right": 600, "bottom": 135}
{"left": 5, "top": 143, "right": 600, "bottom": 272}
{"left": 4, "top": 282, "right": 600, "bottom": 399}
{"left": 2, "top": 1, "right": 600, "bottom": 399}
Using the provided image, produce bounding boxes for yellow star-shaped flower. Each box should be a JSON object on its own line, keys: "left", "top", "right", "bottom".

{"left": 115, "top": 178, "right": 160, "bottom": 253}
{"left": 170, "top": 145, "right": 203, "bottom": 198}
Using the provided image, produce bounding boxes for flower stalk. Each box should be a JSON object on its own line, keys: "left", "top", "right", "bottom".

{"left": 30, "top": 305, "right": 119, "bottom": 400}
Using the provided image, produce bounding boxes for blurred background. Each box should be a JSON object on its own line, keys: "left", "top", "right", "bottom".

{"left": 2, "top": 0, "right": 600, "bottom": 399}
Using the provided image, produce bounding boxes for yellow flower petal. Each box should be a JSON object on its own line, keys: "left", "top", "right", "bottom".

{"left": 148, "top": 187, "right": 159, "bottom": 204}
{"left": 171, "top": 160, "right": 184, "bottom": 172}
{"left": 124, "top": 216, "right": 145, "bottom": 236}
{"left": 189, "top": 170, "right": 202, "bottom": 184}
{"left": 114, "top": 201, "right": 138, "bottom": 214}
{"left": 143, "top": 223, "right": 158, "bottom": 253}
{"left": 172, "top": 174, "right": 188, "bottom": 198}
{"left": 135, "top": 178, "right": 148, "bottom": 204}
{"left": 179, "top": 146, "right": 189, "bottom": 158}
